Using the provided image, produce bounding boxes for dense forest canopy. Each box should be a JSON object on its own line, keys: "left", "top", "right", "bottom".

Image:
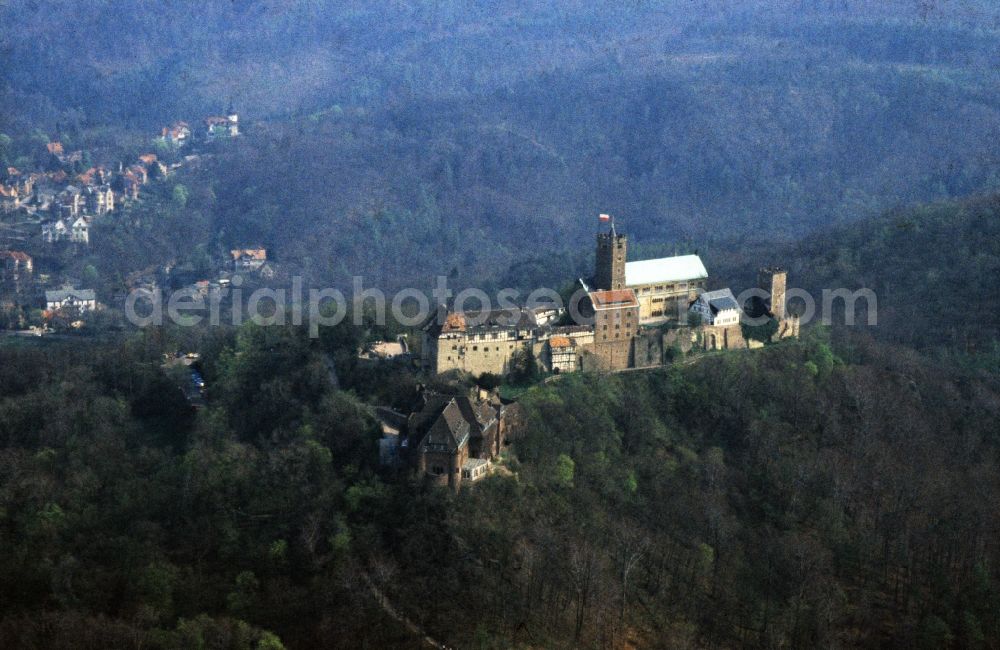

{"left": 2, "top": 3, "right": 1000, "bottom": 648}
{"left": 2, "top": 327, "right": 1000, "bottom": 648}
{"left": 703, "top": 193, "right": 1000, "bottom": 358}
{"left": 4, "top": 1, "right": 1000, "bottom": 288}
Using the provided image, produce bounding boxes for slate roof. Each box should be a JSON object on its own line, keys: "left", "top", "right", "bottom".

{"left": 625, "top": 255, "right": 708, "bottom": 286}
{"left": 408, "top": 392, "right": 499, "bottom": 455}
{"left": 454, "top": 395, "right": 496, "bottom": 433}
{"left": 462, "top": 457, "right": 490, "bottom": 471}
{"left": 46, "top": 288, "right": 95, "bottom": 303}
{"left": 420, "top": 400, "right": 470, "bottom": 453}
{"left": 698, "top": 288, "right": 740, "bottom": 314}
{"left": 426, "top": 307, "right": 539, "bottom": 335}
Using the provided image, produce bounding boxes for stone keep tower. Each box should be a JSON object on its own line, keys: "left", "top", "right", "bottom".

{"left": 595, "top": 230, "right": 627, "bottom": 291}
{"left": 758, "top": 267, "right": 787, "bottom": 319}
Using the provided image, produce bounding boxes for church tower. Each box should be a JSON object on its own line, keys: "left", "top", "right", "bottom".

{"left": 595, "top": 227, "right": 627, "bottom": 291}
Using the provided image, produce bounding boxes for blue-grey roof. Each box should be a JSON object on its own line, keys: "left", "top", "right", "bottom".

{"left": 699, "top": 288, "right": 739, "bottom": 314}
{"left": 46, "top": 288, "right": 95, "bottom": 302}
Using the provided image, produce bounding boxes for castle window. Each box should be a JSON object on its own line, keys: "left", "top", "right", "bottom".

{"left": 432, "top": 466, "right": 444, "bottom": 475}
{"left": 473, "top": 345, "right": 478, "bottom": 351}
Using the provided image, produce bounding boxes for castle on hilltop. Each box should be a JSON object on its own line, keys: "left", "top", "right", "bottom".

{"left": 421, "top": 223, "right": 798, "bottom": 377}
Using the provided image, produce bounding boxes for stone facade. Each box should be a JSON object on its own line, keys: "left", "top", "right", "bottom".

{"left": 632, "top": 330, "right": 664, "bottom": 368}
{"left": 423, "top": 309, "right": 537, "bottom": 377}
{"left": 595, "top": 230, "right": 627, "bottom": 291}
{"left": 701, "top": 323, "right": 746, "bottom": 351}
{"left": 594, "top": 230, "right": 708, "bottom": 324}
{"left": 421, "top": 229, "right": 799, "bottom": 379}
{"left": 577, "top": 288, "right": 640, "bottom": 371}
{"left": 403, "top": 391, "right": 506, "bottom": 491}
{"left": 757, "top": 267, "right": 787, "bottom": 319}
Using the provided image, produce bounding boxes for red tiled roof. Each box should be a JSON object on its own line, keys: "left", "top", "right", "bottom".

{"left": 549, "top": 335, "right": 572, "bottom": 348}
{"left": 138, "top": 153, "right": 157, "bottom": 165}
{"left": 46, "top": 142, "right": 64, "bottom": 155}
{"left": 442, "top": 312, "right": 466, "bottom": 332}
{"left": 590, "top": 289, "right": 638, "bottom": 309}
{"left": 230, "top": 248, "right": 267, "bottom": 261}
{"left": 0, "top": 250, "right": 31, "bottom": 262}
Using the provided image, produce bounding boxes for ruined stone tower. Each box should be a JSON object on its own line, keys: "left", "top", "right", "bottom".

{"left": 595, "top": 229, "right": 627, "bottom": 291}
{"left": 758, "top": 267, "right": 787, "bottom": 319}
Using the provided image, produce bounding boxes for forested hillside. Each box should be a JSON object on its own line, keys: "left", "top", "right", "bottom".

{"left": 3, "top": 3, "right": 1000, "bottom": 648}
{"left": 2, "top": 326, "right": 999, "bottom": 648}
{"left": 707, "top": 192, "right": 1000, "bottom": 361}
{"left": 4, "top": 1, "right": 1000, "bottom": 287}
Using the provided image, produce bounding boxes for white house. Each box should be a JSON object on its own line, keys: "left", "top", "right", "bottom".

{"left": 45, "top": 288, "right": 97, "bottom": 313}
{"left": 42, "top": 219, "right": 68, "bottom": 243}
{"left": 70, "top": 217, "right": 90, "bottom": 244}
{"left": 690, "top": 288, "right": 742, "bottom": 326}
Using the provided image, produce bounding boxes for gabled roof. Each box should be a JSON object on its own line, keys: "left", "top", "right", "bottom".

{"left": 409, "top": 392, "right": 499, "bottom": 453}
{"left": 429, "top": 307, "right": 539, "bottom": 335}
{"left": 0, "top": 250, "right": 31, "bottom": 263}
{"left": 46, "top": 288, "right": 95, "bottom": 303}
{"left": 696, "top": 288, "right": 740, "bottom": 314}
{"left": 625, "top": 255, "right": 708, "bottom": 287}
{"left": 549, "top": 335, "right": 573, "bottom": 348}
{"left": 454, "top": 395, "right": 496, "bottom": 435}
{"left": 420, "top": 400, "right": 470, "bottom": 453}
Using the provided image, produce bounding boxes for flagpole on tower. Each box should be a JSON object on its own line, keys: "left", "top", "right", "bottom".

{"left": 599, "top": 212, "right": 613, "bottom": 235}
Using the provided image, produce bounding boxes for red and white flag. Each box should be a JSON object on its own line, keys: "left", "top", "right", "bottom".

{"left": 599, "top": 213, "right": 611, "bottom": 222}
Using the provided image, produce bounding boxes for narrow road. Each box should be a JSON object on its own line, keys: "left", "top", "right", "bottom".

{"left": 362, "top": 573, "right": 452, "bottom": 649}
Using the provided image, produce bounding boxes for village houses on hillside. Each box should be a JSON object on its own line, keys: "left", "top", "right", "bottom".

{"left": 1, "top": 109, "right": 242, "bottom": 325}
